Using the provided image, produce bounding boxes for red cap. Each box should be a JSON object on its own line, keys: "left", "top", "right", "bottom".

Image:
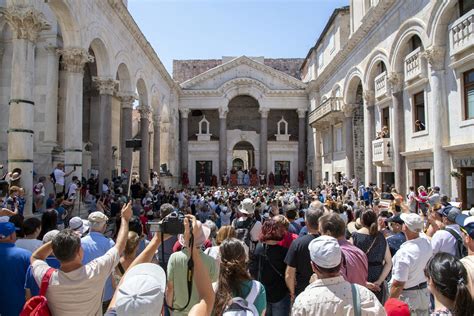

{"left": 384, "top": 298, "right": 410, "bottom": 316}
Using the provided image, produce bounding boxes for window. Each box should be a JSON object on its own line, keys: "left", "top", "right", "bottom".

{"left": 377, "top": 62, "right": 386, "bottom": 75}
{"left": 463, "top": 69, "right": 474, "bottom": 119}
{"left": 413, "top": 91, "right": 426, "bottom": 132}
{"left": 460, "top": 0, "right": 474, "bottom": 16}
{"left": 318, "top": 51, "right": 324, "bottom": 68}
{"left": 410, "top": 35, "right": 422, "bottom": 52}
{"left": 382, "top": 107, "right": 390, "bottom": 136}
{"left": 323, "top": 132, "right": 331, "bottom": 154}
{"left": 328, "top": 32, "right": 335, "bottom": 54}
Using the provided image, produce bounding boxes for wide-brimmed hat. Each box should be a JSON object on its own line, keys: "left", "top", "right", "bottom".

{"left": 239, "top": 198, "right": 255, "bottom": 215}
{"left": 69, "top": 217, "right": 90, "bottom": 235}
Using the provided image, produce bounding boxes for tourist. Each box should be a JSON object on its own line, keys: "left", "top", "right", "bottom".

{"left": 30, "top": 201, "right": 132, "bottom": 315}
{"left": 455, "top": 213, "right": 474, "bottom": 295}
{"left": 319, "top": 213, "right": 368, "bottom": 286}
{"left": 53, "top": 163, "right": 74, "bottom": 197}
{"left": 156, "top": 203, "right": 179, "bottom": 271}
{"left": 0, "top": 218, "right": 31, "bottom": 316}
{"left": 291, "top": 236, "right": 385, "bottom": 315}
{"left": 112, "top": 231, "right": 140, "bottom": 289}
{"left": 432, "top": 205, "right": 464, "bottom": 257}
{"left": 33, "top": 176, "right": 46, "bottom": 213}
{"left": 54, "top": 196, "right": 68, "bottom": 230}
{"left": 426, "top": 204, "right": 444, "bottom": 237}
{"left": 428, "top": 186, "right": 441, "bottom": 206}
{"left": 218, "top": 198, "right": 232, "bottom": 226}
{"left": 68, "top": 216, "right": 90, "bottom": 237}
{"left": 389, "top": 213, "right": 432, "bottom": 315}
{"left": 15, "top": 217, "right": 42, "bottom": 252}
{"left": 232, "top": 198, "right": 262, "bottom": 253}
{"left": 284, "top": 201, "right": 325, "bottom": 300}
{"left": 3, "top": 185, "right": 20, "bottom": 213}
{"left": 415, "top": 186, "right": 429, "bottom": 216}
{"left": 81, "top": 211, "right": 116, "bottom": 309}
{"left": 285, "top": 206, "right": 301, "bottom": 234}
{"left": 214, "top": 238, "right": 267, "bottom": 315}
{"left": 273, "top": 214, "right": 298, "bottom": 248}
{"left": 251, "top": 219, "right": 290, "bottom": 315}
{"left": 38, "top": 206, "right": 58, "bottom": 240}
{"left": 166, "top": 219, "right": 217, "bottom": 315}
{"left": 352, "top": 209, "right": 392, "bottom": 302}
{"left": 424, "top": 253, "right": 474, "bottom": 316}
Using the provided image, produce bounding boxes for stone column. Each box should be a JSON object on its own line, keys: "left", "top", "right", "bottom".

{"left": 297, "top": 109, "right": 307, "bottom": 182}
{"left": 259, "top": 108, "right": 269, "bottom": 173}
{"left": 43, "top": 45, "right": 59, "bottom": 145}
{"left": 218, "top": 107, "right": 228, "bottom": 181}
{"left": 138, "top": 106, "right": 151, "bottom": 185}
{"left": 153, "top": 113, "right": 161, "bottom": 172}
{"left": 118, "top": 93, "right": 136, "bottom": 174}
{"left": 342, "top": 104, "right": 355, "bottom": 178}
{"left": 388, "top": 72, "right": 406, "bottom": 195}
{"left": 93, "top": 77, "right": 117, "bottom": 192}
{"left": 3, "top": 6, "right": 50, "bottom": 216}
{"left": 363, "top": 90, "right": 376, "bottom": 185}
{"left": 424, "top": 47, "right": 450, "bottom": 194}
{"left": 313, "top": 127, "right": 323, "bottom": 184}
{"left": 180, "top": 108, "right": 190, "bottom": 175}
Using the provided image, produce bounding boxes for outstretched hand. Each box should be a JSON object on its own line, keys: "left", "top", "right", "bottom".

{"left": 121, "top": 201, "right": 132, "bottom": 222}
{"left": 183, "top": 215, "right": 199, "bottom": 248}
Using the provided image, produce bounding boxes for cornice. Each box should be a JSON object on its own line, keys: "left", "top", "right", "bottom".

{"left": 180, "top": 56, "right": 307, "bottom": 90}
{"left": 107, "top": 0, "right": 179, "bottom": 90}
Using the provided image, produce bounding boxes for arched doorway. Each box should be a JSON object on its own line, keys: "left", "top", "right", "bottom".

{"left": 232, "top": 141, "right": 255, "bottom": 171}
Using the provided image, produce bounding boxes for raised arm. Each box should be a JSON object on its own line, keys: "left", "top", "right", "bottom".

{"left": 114, "top": 201, "right": 132, "bottom": 255}
{"left": 31, "top": 241, "right": 53, "bottom": 264}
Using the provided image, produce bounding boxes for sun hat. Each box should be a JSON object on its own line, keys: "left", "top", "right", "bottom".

{"left": 69, "top": 217, "right": 90, "bottom": 235}
{"left": 42, "top": 229, "right": 60, "bottom": 243}
{"left": 115, "top": 263, "right": 166, "bottom": 315}
{"left": 88, "top": 211, "right": 109, "bottom": 223}
{"left": 178, "top": 221, "right": 211, "bottom": 247}
{"left": 400, "top": 213, "right": 423, "bottom": 232}
{"left": 239, "top": 198, "right": 255, "bottom": 215}
{"left": 308, "top": 235, "right": 342, "bottom": 269}
{"left": 384, "top": 298, "right": 410, "bottom": 316}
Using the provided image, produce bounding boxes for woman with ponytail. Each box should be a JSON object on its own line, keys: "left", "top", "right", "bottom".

{"left": 425, "top": 252, "right": 474, "bottom": 316}
{"left": 214, "top": 238, "right": 267, "bottom": 315}
{"left": 352, "top": 209, "right": 392, "bottom": 303}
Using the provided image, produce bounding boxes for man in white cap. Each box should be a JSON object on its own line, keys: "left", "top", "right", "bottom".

{"left": 292, "top": 235, "right": 384, "bottom": 315}
{"left": 69, "top": 216, "right": 89, "bottom": 237}
{"left": 232, "top": 198, "right": 262, "bottom": 253}
{"left": 389, "top": 213, "right": 433, "bottom": 315}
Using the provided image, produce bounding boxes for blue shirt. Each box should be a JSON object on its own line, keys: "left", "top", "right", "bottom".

{"left": 81, "top": 232, "right": 115, "bottom": 301}
{"left": 24, "top": 256, "right": 60, "bottom": 296}
{"left": 56, "top": 206, "right": 66, "bottom": 224}
{"left": 0, "top": 243, "right": 31, "bottom": 316}
{"left": 387, "top": 232, "right": 406, "bottom": 256}
{"left": 298, "top": 226, "right": 308, "bottom": 237}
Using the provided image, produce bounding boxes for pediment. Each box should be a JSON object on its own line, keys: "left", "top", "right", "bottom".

{"left": 180, "top": 56, "right": 306, "bottom": 91}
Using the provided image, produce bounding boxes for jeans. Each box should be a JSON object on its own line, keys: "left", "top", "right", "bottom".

{"left": 266, "top": 294, "right": 291, "bottom": 316}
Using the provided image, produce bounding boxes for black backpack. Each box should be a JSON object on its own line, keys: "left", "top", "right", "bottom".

{"left": 233, "top": 217, "right": 257, "bottom": 251}
{"left": 49, "top": 171, "right": 56, "bottom": 184}
{"left": 445, "top": 227, "right": 468, "bottom": 259}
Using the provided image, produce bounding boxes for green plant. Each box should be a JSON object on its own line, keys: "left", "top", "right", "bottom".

{"left": 450, "top": 171, "right": 463, "bottom": 179}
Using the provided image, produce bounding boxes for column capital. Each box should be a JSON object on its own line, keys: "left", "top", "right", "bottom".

{"left": 92, "top": 77, "right": 118, "bottom": 95}
{"left": 137, "top": 105, "right": 151, "bottom": 119}
{"left": 218, "top": 107, "right": 228, "bottom": 119}
{"left": 422, "top": 46, "right": 446, "bottom": 71}
{"left": 259, "top": 108, "right": 270, "bottom": 118}
{"left": 57, "top": 48, "right": 94, "bottom": 73}
{"left": 363, "top": 90, "right": 375, "bottom": 105}
{"left": 296, "top": 109, "right": 307, "bottom": 119}
{"left": 1, "top": 6, "right": 50, "bottom": 42}
{"left": 342, "top": 103, "right": 357, "bottom": 118}
{"left": 117, "top": 92, "right": 137, "bottom": 109}
{"left": 179, "top": 108, "right": 190, "bottom": 118}
{"left": 388, "top": 72, "right": 404, "bottom": 94}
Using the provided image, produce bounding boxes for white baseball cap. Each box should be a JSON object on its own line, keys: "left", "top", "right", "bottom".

{"left": 308, "top": 236, "right": 342, "bottom": 269}
{"left": 69, "top": 217, "right": 89, "bottom": 235}
{"left": 88, "top": 211, "right": 109, "bottom": 223}
{"left": 400, "top": 213, "right": 424, "bottom": 232}
{"left": 115, "top": 263, "right": 166, "bottom": 315}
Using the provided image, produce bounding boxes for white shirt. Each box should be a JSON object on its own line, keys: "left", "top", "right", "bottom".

{"left": 15, "top": 238, "right": 42, "bottom": 253}
{"left": 54, "top": 168, "right": 66, "bottom": 186}
{"left": 31, "top": 247, "right": 119, "bottom": 316}
{"left": 292, "top": 276, "right": 385, "bottom": 316}
{"left": 431, "top": 224, "right": 461, "bottom": 256}
{"left": 67, "top": 182, "right": 78, "bottom": 198}
{"left": 390, "top": 236, "right": 433, "bottom": 289}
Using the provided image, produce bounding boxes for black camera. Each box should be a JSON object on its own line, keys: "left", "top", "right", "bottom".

{"left": 148, "top": 211, "right": 186, "bottom": 235}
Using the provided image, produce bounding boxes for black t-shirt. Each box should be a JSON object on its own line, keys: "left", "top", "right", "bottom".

{"left": 251, "top": 243, "right": 289, "bottom": 303}
{"left": 284, "top": 233, "right": 320, "bottom": 296}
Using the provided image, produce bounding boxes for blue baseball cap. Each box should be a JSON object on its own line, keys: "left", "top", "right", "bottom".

{"left": 455, "top": 214, "right": 474, "bottom": 239}
{"left": 0, "top": 222, "right": 16, "bottom": 239}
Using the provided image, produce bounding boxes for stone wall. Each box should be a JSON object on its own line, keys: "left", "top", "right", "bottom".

{"left": 187, "top": 109, "right": 220, "bottom": 140}
{"left": 353, "top": 104, "right": 365, "bottom": 181}
{"left": 264, "top": 58, "right": 304, "bottom": 79}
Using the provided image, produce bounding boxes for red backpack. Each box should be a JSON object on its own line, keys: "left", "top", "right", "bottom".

{"left": 20, "top": 268, "right": 55, "bottom": 316}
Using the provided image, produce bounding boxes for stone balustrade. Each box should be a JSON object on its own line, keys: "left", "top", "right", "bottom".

{"left": 404, "top": 47, "right": 423, "bottom": 82}
{"left": 308, "top": 97, "right": 343, "bottom": 125}
{"left": 450, "top": 9, "right": 474, "bottom": 57}
{"left": 374, "top": 71, "right": 387, "bottom": 99}
{"left": 372, "top": 138, "right": 392, "bottom": 166}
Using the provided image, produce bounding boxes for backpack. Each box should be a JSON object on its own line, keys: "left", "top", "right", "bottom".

{"left": 233, "top": 217, "right": 257, "bottom": 250}
{"left": 445, "top": 227, "right": 468, "bottom": 259}
{"left": 223, "top": 280, "right": 261, "bottom": 316}
{"left": 20, "top": 268, "right": 55, "bottom": 316}
{"left": 49, "top": 172, "right": 56, "bottom": 184}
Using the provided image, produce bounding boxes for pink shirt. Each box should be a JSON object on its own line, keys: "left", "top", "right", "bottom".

{"left": 338, "top": 239, "right": 368, "bottom": 286}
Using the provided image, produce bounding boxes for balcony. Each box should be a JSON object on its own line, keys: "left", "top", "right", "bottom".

{"left": 404, "top": 47, "right": 425, "bottom": 82}
{"left": 374, "top": 71, "right": 388, "bottom": 99}
{"left": 309, "top": 97, "right": 343, "bottom": 126}
{"left": 372, "top": 138, "right": 392, "bottom": 166}
{"left": 450, "top": 9, "right": 474, "bottom": 57}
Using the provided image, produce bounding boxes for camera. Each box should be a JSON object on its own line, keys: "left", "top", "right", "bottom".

{"left": 147, "top": 211, "right": 186, "bottom": 235}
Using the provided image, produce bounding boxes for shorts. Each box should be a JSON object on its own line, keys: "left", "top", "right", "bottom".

{"left": 399, "top": 288, "right": 430, "bottom": 316}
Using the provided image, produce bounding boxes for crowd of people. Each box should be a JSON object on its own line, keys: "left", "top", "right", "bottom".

{"left": 1, "top": 171, "right": 474, "bottom": 315}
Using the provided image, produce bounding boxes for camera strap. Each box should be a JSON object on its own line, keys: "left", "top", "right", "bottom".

{"left": 167, "top": 231, "right": 194, "bottom": 312}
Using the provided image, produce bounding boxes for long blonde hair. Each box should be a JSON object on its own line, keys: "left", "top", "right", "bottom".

{"left": 124, "top": 231, "right": 140, "bottom": 257}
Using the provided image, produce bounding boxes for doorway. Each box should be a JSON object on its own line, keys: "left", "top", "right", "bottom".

{"left": 195, "top": 161, "right": 212, "bottom": 186}
{"left": 414, "top": 169, "right": 431, "bottom": 189}
{"left": 381, "top": 172, "right": 395, "bottom": 192}
{"left": 461, "top": 168, "right": 474, "bottom": 209}
{"left": 275, "top": 161, "right": 290, "bottom": 185}
{"left": 232, "top": 141, "right": 255, "bottom": 171}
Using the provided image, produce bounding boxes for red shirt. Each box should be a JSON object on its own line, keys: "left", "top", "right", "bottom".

{"left": 278, "top": 231, "right": 298, "bottom": 248}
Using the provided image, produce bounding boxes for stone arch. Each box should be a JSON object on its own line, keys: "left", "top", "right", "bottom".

{"left": 228, "top": 136, "right": 259, "bottom": 155}
{"left": 363, "top": 49, "right": 390, "bottom": 90}
{"left": 136, "top": 78, "right": 149, "bottom": 107}
{"left": 88, "top": 37, "right": 112, "bottom": 77}
{"left": 219, "top": 78, "right": 266, "bottom": 104}
{"left": 343, "top": 68, "right": 364, "bottom": 105}
{"left": 116, "top": 63, "right": 132, "bottom": 93}
{"left": 427, "top": 0, "right": 457, "bottom": 47}
{"left": 389, "top": 19, "right": 430, "bottom": 73}
{"left": 331, "top": 84, "right": 342, "bottom": 98}
{"left": 46, "top": 0, "right": 82, "bottom": 47}
{"left": 227, "top": 95, "right": 261, "bottom": 132}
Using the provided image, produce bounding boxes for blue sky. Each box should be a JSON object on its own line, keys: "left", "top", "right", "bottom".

{"left": 128, "top": 0, "right": 349, "bottom": 74}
